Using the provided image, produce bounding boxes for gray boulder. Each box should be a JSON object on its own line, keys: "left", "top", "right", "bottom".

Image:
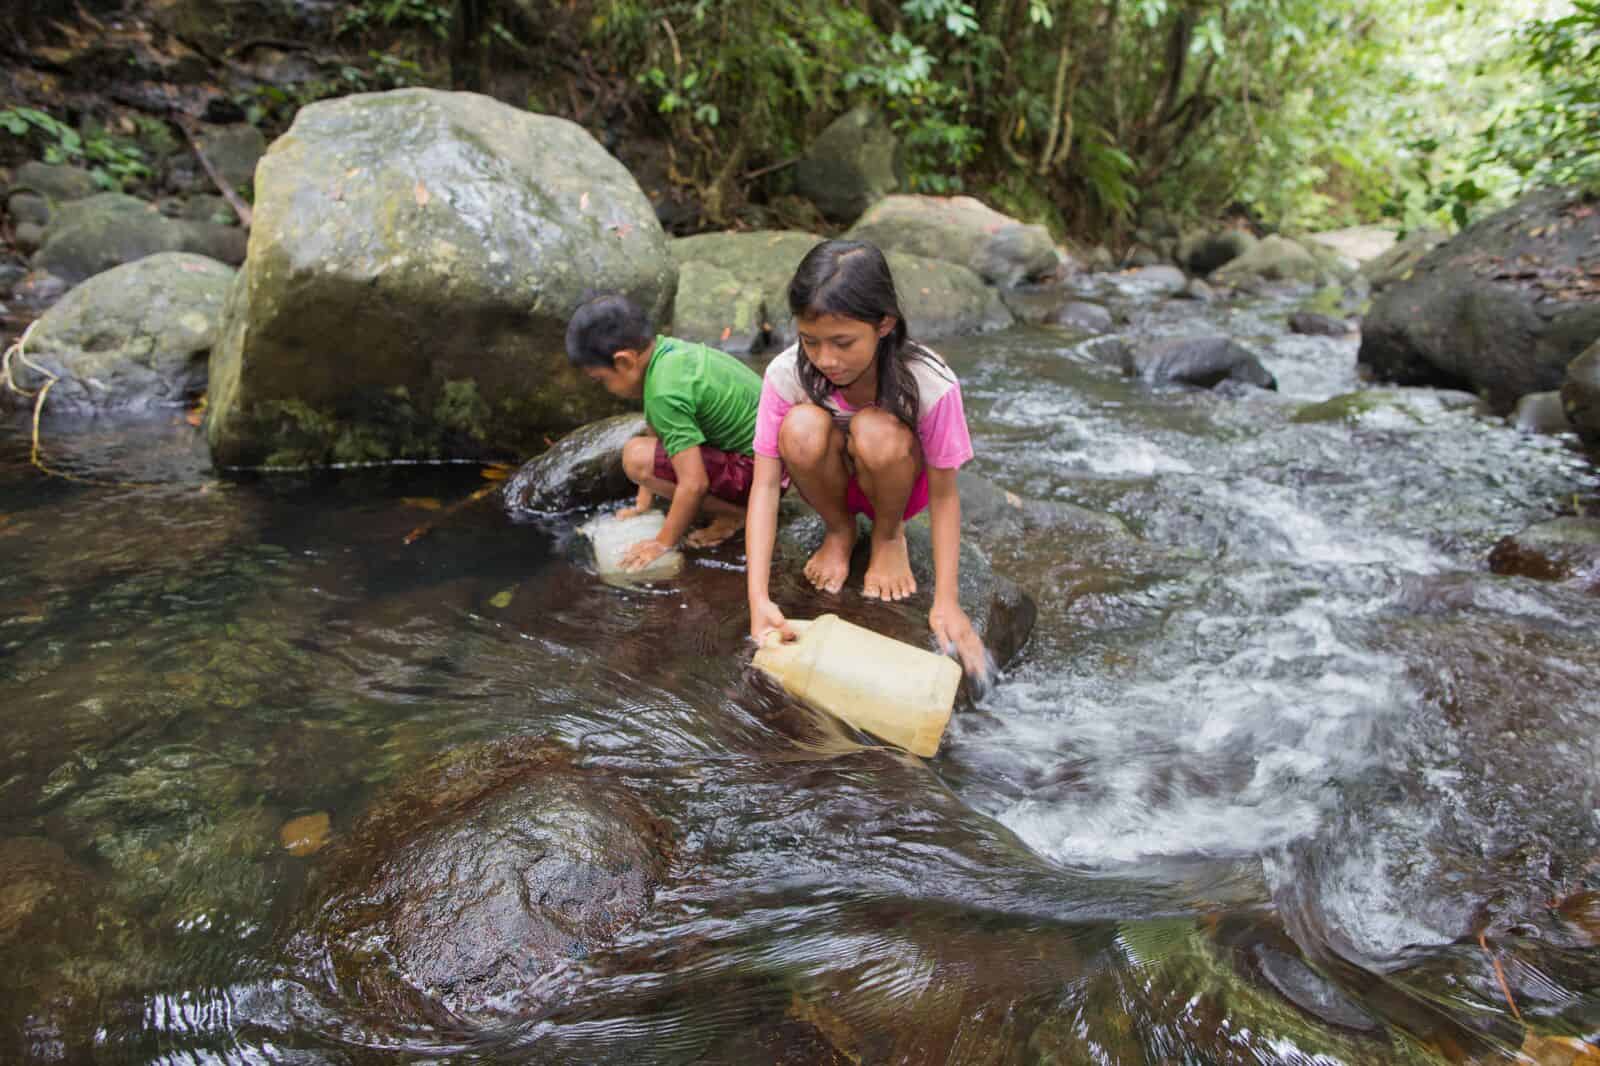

{"left": 1124, "top": 336, "right": 1276, "bottom": 390}
{"left": 10, "top": 161, "right": 97, "bottom": 203}
{"left": 1287, "top": 311, "right": 1351, "bottom": 337}
{"left": 206, "top": 89, "right": 674, "bottom": 468}
{"left": 1561, "top": 339, "right": 1600, "bottom": 450}
{"left": 1360, "top": 228, "right": 1447, "bottom": 293}
{"left": 1046, "top": 300, "right": 1115, "bottom": 333}
{"left": 887, "top": 252, "right": 1013, "bottom": 338}
{"left": 1118, "top": 264, "right": 1187, "bottom": 295}
{"left": 32, "top": 194, "right": 188, "bottom": 284}
{"left": 8, "top": 191, "right": 50, "bottom": 226}
{"left": 1513, "top": 391, "right": 1572, "bottom": 436}
{"left": 0, "top": 253, "right": 234, "bottom": 415}
{"left": 794, "top": 107, "right": 899, "bottom": 225}
{"left": 847, "top": 195, "right": 1057, "bottom": 287}
{"left": 503, "top": 413, "right": 647, "bottom": 514}
{"left": 1210, "top": 234, "right": 1327, "bottom": 287}
{"left": 1179, "top": 229, "right": 1257, "bottom": 275}
{"left": 670, "top": 260, "right": 768, "bottom": 354}
{"left": 1359, "top": 188, "right": 1600, "bottom": 412}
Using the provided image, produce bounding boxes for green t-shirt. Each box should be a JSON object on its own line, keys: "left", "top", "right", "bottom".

{"left": 642, "top": 336, "right": 762, "bottom": 458}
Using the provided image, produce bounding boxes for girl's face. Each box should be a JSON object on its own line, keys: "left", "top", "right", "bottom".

{"left": 795, "top": 312, "right": 895, "bottom": 390}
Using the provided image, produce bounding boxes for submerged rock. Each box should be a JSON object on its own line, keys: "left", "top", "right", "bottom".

{"left": 0, "top": 252, "right": 234, "bottom": 415}
{"left": 294, "top": 736, "right": 670, "bottom": 1022}
{"left": 206, "top": 89, "right": 672, "bottom": 468}
{"left": 1124, "top": 336, "right": 1276, "bottom": 390}
{"left": 503, "top": 413, "right": 647, "bottom": 514}
{"left": 1514, "top": 391, "right": 1573, "bottom": 436}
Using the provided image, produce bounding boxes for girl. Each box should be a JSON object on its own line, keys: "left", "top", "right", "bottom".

{"left": 745, "top": 239, "right": 987, "bottom": 678}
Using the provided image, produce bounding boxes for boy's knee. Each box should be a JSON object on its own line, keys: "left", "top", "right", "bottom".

{"left": 778, "top": 405, "right": 835, "bottom": 466}
{"left": 622, "top": 435, "right": 657, "bottom": 483}
{"left": 848, "top": 409, "right": 914, "bottom": 469}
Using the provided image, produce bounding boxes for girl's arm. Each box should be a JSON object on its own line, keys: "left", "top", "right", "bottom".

{"left": 746, "top": 454, "right": 793, "bottom": 644}
{"left": 925, "top": 466, "right": 988, "bottom": 679}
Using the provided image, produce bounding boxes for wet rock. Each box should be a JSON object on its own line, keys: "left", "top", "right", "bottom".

{"left": 32, "top": 193, "right": 191, "bottom": 285}
{"left": 888, "top": 253, "right": 1014, "bottom": 338}
{"left": 671, "top": 259, "right": 768, "bottom": 354}
{"left": 1211, "top": 234, "right": 1328, "bottom": 287}
{"left": 1514, "top": 391, "right": 1573, "bottom": 435}
{"left": 177, "top": 220, "right": 249, "bottom": 265}
{"left": 10, "top": 161, "right": 97, "bottom": 203}
{"left": 1180, "top": 278, "right": 1217, "bottom": 302}
{"left": 0, "top": 838, "right": 93, "bottom": 950}
{"left": 207, "top": 89, "right": 671, "bottom": 468}
{"left": 1121, "top": 264, "right": 1187, "bottom": 295}
{"left": 1360, "top": 227, "right": 1447, "bottom": 293}
{"left": 1123, "top": 243, "right": 1163, "bottom": 269}
{"left": 1488, "top": 517, "right": 1600, "bottom": 589}
{"left": 671, "top": 229, "right": 818, "bottom": 351}
{"left": 794, "top": 106, "right": 899, "bottom": 225}
{"left": 847, "top": 195, "right": 1058, "bottom": 287}
{"left": 503, "top": 413, "right": 648, "bottom": 514}
{"left": 1288, "top": 310, "right": 1351, "bottom": 336}
{"left": 294, "top": 736, "right": 670, "bottom": 1021}
{"left": 1178, "top": 228, "right": 1257, "bottom": 275}
{"left": 1359, "top": 188, "right": 1600, "bottom": 412}
{"left": 0, "top": 253, "right": 233, "bottom": 415}
{"left": 1046, "top": 300, "right": 1115, "bottom": 333}
{"left": 1562, "top": 339, "right": 1600, "bottom": 450}
{"left": 194, "top": 124, "right": 266, "bottom": 194}
{"left": 1124, "top": 336, "right": 1276, "bottom": 390}
{"left": 8, "top": 191, "right": 50, "bottom": 226}
{"left": 13, "top": 222, "right": 45, "bottom": 254}
{"left": 1252, "top": 945, "right": 1381, "bottom": 1032}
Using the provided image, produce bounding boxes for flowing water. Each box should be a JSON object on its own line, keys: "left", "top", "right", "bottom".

{"left": 2, "top": 281, "right": 1598, "bottom": 1064}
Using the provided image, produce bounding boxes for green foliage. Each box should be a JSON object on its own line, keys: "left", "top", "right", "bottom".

{"left": 337, "top": 0, "right": 452, "bottom": 40}
{"left": 0, "top": 106, "right": 150, "bottom": 191}
{"left": 233, "top": 53, "right": 428, "bottom": 131}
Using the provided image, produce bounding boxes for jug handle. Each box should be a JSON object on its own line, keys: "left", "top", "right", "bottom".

{"left": 759, "top": 618, "right": 813, "bottom": 648}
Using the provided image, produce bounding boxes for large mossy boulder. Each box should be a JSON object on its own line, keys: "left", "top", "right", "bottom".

{"left": 32, "top": 194, "right": 188, "bottom": 284}
{"left": 1561, "top": 338, "right": 1600, "bottom": 450}
{"left": 292, "top": 736, "right": 670, "bottom": 1022}
{"left": 1209, "top": 234, "right": 1327, "bottom": 288}
{"left": 206, "top": 89, "right": 674, "bottom": 468}
{"left": 1360, "top": 227, "right": 1447, "bottom": 293}
{"left": 0, "top": 253, "right": 234, "bottom": 414}
{"left": 1123, "top": 336, "right": 1276, "bottom": 390}
{"left": 847, "top": 195, "right": 1058, "bottom": 287}
{"left": 9, "top": 161, "right": 99, "bottom": 203}
{"left": 1358, "top": 188, "right": 1600, "bottom": 412}
{"left": 670, "top": 260, "right": 769, "bottom": 355}
{"left": 503, "top": 412, "right": 647, "bottom": 514}
{"left": 794, "top": 107, "right": 899, "bottom": 225}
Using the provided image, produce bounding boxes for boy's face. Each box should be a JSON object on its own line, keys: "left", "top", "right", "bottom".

{"left": 584, "top": 349, "right": 647, "bottom": 400}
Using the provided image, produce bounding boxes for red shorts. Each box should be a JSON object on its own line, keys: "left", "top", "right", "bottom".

{"left": 652, "top": 441, "right": 756, "bottom": 504}
{"left": 845, "top": 470, "right": 929, "bottom": 521}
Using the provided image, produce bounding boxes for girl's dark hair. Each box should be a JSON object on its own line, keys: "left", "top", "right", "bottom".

{"left": 565, "top": 292, "right": 653, "bottom": 369}
{"left": 786, "top": 239, "right": 945, "bottom": 428}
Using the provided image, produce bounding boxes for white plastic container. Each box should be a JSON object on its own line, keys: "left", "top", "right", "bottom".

{"left": 579, "top": 511, "right": 684, "bottom": 583}
{"left": 752, "top": 613, "right": 962, "bottom": 757}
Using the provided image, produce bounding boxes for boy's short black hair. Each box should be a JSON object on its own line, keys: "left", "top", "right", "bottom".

{"left": 565, "top": 293, "right": 654, "bottom": 369}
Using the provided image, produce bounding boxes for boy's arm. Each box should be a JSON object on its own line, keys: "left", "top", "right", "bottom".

{"left": 925, "top": 466, "right": 988, "bottom": 679}
{"left": 621, "top": 444, "right": 709, "bottom": 570}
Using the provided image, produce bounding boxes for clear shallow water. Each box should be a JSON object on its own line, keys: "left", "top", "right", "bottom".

{"left": 2, "top": 286, "right": 1598, "bottom": 1063}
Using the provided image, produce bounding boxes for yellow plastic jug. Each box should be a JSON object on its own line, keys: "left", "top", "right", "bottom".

{"left": 752, "top": 614, "right": 962, "bottom": 757}
{"left": 579, "top": 512, "right": 684, "bottom": 583}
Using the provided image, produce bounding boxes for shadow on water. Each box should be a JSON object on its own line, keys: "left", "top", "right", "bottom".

{"left": 2, "top": 282, "right": 1598, "bottom": 1063}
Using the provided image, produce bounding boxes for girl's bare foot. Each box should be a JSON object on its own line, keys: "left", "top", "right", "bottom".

{"left": 804, "top": 524, "right": 856, "bottom": 593}
{"left": 685, "top": 514, "right": 743, "bottom": 548}
{"left": 863, "top": 532, "right": 916, "bottom": 601}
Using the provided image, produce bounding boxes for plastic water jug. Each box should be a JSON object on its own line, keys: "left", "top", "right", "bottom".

{"left": 579, "top": 512, "right": 684, "bottom": 583}
{"left": 752, "top": 614, "right": 962, "bottom": 757}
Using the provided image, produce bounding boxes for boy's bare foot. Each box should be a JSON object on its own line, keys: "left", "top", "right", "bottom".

{"left": 685, "top": 514, "right": 743, "bottom": 548}
{"left": 863, "top": 531, "right": 916, "bottom": 601}
{"left": 804, "top": 524, "right": 856, "bottom": 593}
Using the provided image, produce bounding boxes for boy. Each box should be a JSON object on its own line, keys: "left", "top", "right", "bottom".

{"left": 566, "top": 293, "right": 764, "bottom": 572}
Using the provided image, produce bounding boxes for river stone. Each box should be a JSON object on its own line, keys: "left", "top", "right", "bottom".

{"left": 1514, "top": 391, "right": 1573, "bottom": 435}
{"left": 1360, "top": 227, "right": 1447, "bottom": 293}
{"left": 671, "top": 259, "right": 767, "bottom": 354}
{"left": 11, "top": 161, "right": 97, "bottom": 203}
{"left": 206, "top": 89, "right": 672, "bottom": 468}
{"left": 1124, "top": 336, "right": 1276, "bottom": 390}
{"left": 14, "top": 222, "right": 45, "bottom": 254}
{"left": 1561, "top": 339, "right": 1600, "bottom": 450}
{"left": 671, "top": 229, "right": 820, "bottom": 351}
{"left": 1358, "top": 188, "right": 1600, "bottom": 413}
{"left": 0, "top": 253, "right": 233, "bottom": 415}
{"left": 1046, "top": 300, "right": 1114, "bottom": 333}
{"left": 1179, "top": 229, "right": 1257, "bottom": 275}
{"left": 794, "top": 106, "right": 899, "bottom": 225}
{"left": 295, "top": 736, "right": 668, "bottom": 1021}
{"left": 8, "top": 191, "right": 50, "bottom": 226}
{"left": 503, "top": 413, "right": 647, "bottom": 514}
{"left": 194, "top": 123, "right": 266, "bottom": 194}
{"left": 1487, "top": 517, "right": 1600, "bottom": 589}
{"left": 888, "top": 252, "right": 1013, "bottom": 338}
{"left": 1123, "top": 244, "right": 1163, "bottom": 269}
{"left": 1120, "top": 264, "right": 1187, "bottom": 295}
{"left": 1210, "top": 234, "right": 1326, "bottom": 287}
{"left": 1288, "top": 311, "right": 1351, "bottom": 337}
{"left": 32, "top": 193, "right": 192, "bottom": 285}
{"left": 847, "top": 195, "right": 1058, "bottom": 287}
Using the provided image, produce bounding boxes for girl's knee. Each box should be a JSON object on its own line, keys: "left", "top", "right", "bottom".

{"left": 848, "top": 409, "right": 915, "bottom": 469}
{"left": 621, "top": 435, "right": 657, "bottom": 483}
{"left": 778, "top": 405, "right": 836, "bottom": 466}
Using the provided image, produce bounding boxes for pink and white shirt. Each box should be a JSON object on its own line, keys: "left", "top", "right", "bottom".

{"left": 752, "top": 342, "right": 975, "bottom": 470}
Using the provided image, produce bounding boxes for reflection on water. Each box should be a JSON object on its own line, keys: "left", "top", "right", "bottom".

{"left": 2, "top": 287, "right": 1598, "bottom": 1063}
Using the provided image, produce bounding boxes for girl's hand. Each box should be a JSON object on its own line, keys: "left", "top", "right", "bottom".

{"left": 751, "top": 599, "right": 796, "bottom": 646}
{"left": 622, "top": 538, "right": 669, "bottom": 571}
{"left": 930, "top": 601, "right": 989, "bottom": 681}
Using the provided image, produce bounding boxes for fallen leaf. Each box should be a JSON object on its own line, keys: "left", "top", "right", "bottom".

{"left": 414, "top": 180, "right": 430, "bottom": 207}
{"left": 720, "top": 326, "right": 732, "bottom": 341}
{"left": 488, "top": 588, "right": 514, "bottom": 609}
{"left": 580, "top": 191, "right": 591, "bottom": 210}
{"left": 1522, "top": 1033, "right": 1600, "bottom": 1065}
{"left": 402, "top": 497, "right": 442, "bottom": 511}
{"left": 480, "top": 464, "right": 513, "bottom": 481}
{"left": 280, "top": 812, "right": 332, "bottom": 857}
{"left": 609, "top": 222, "right": 634, "bottom": 238}
{"left": 184, "top": 408, "right": 204, "bottom": 427}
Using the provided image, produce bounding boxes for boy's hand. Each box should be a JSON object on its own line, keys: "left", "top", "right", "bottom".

{"left": 930, "top": 601, "right": 990, "bottom": 682}
{"left": 750, "top": 599, "right": 796, "bottom": 646}
{"left": 615, "top": 505, "right": 647, "bottom": 520}
{"left": 622, "top": 538, "right": 669, "bottom": 571}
